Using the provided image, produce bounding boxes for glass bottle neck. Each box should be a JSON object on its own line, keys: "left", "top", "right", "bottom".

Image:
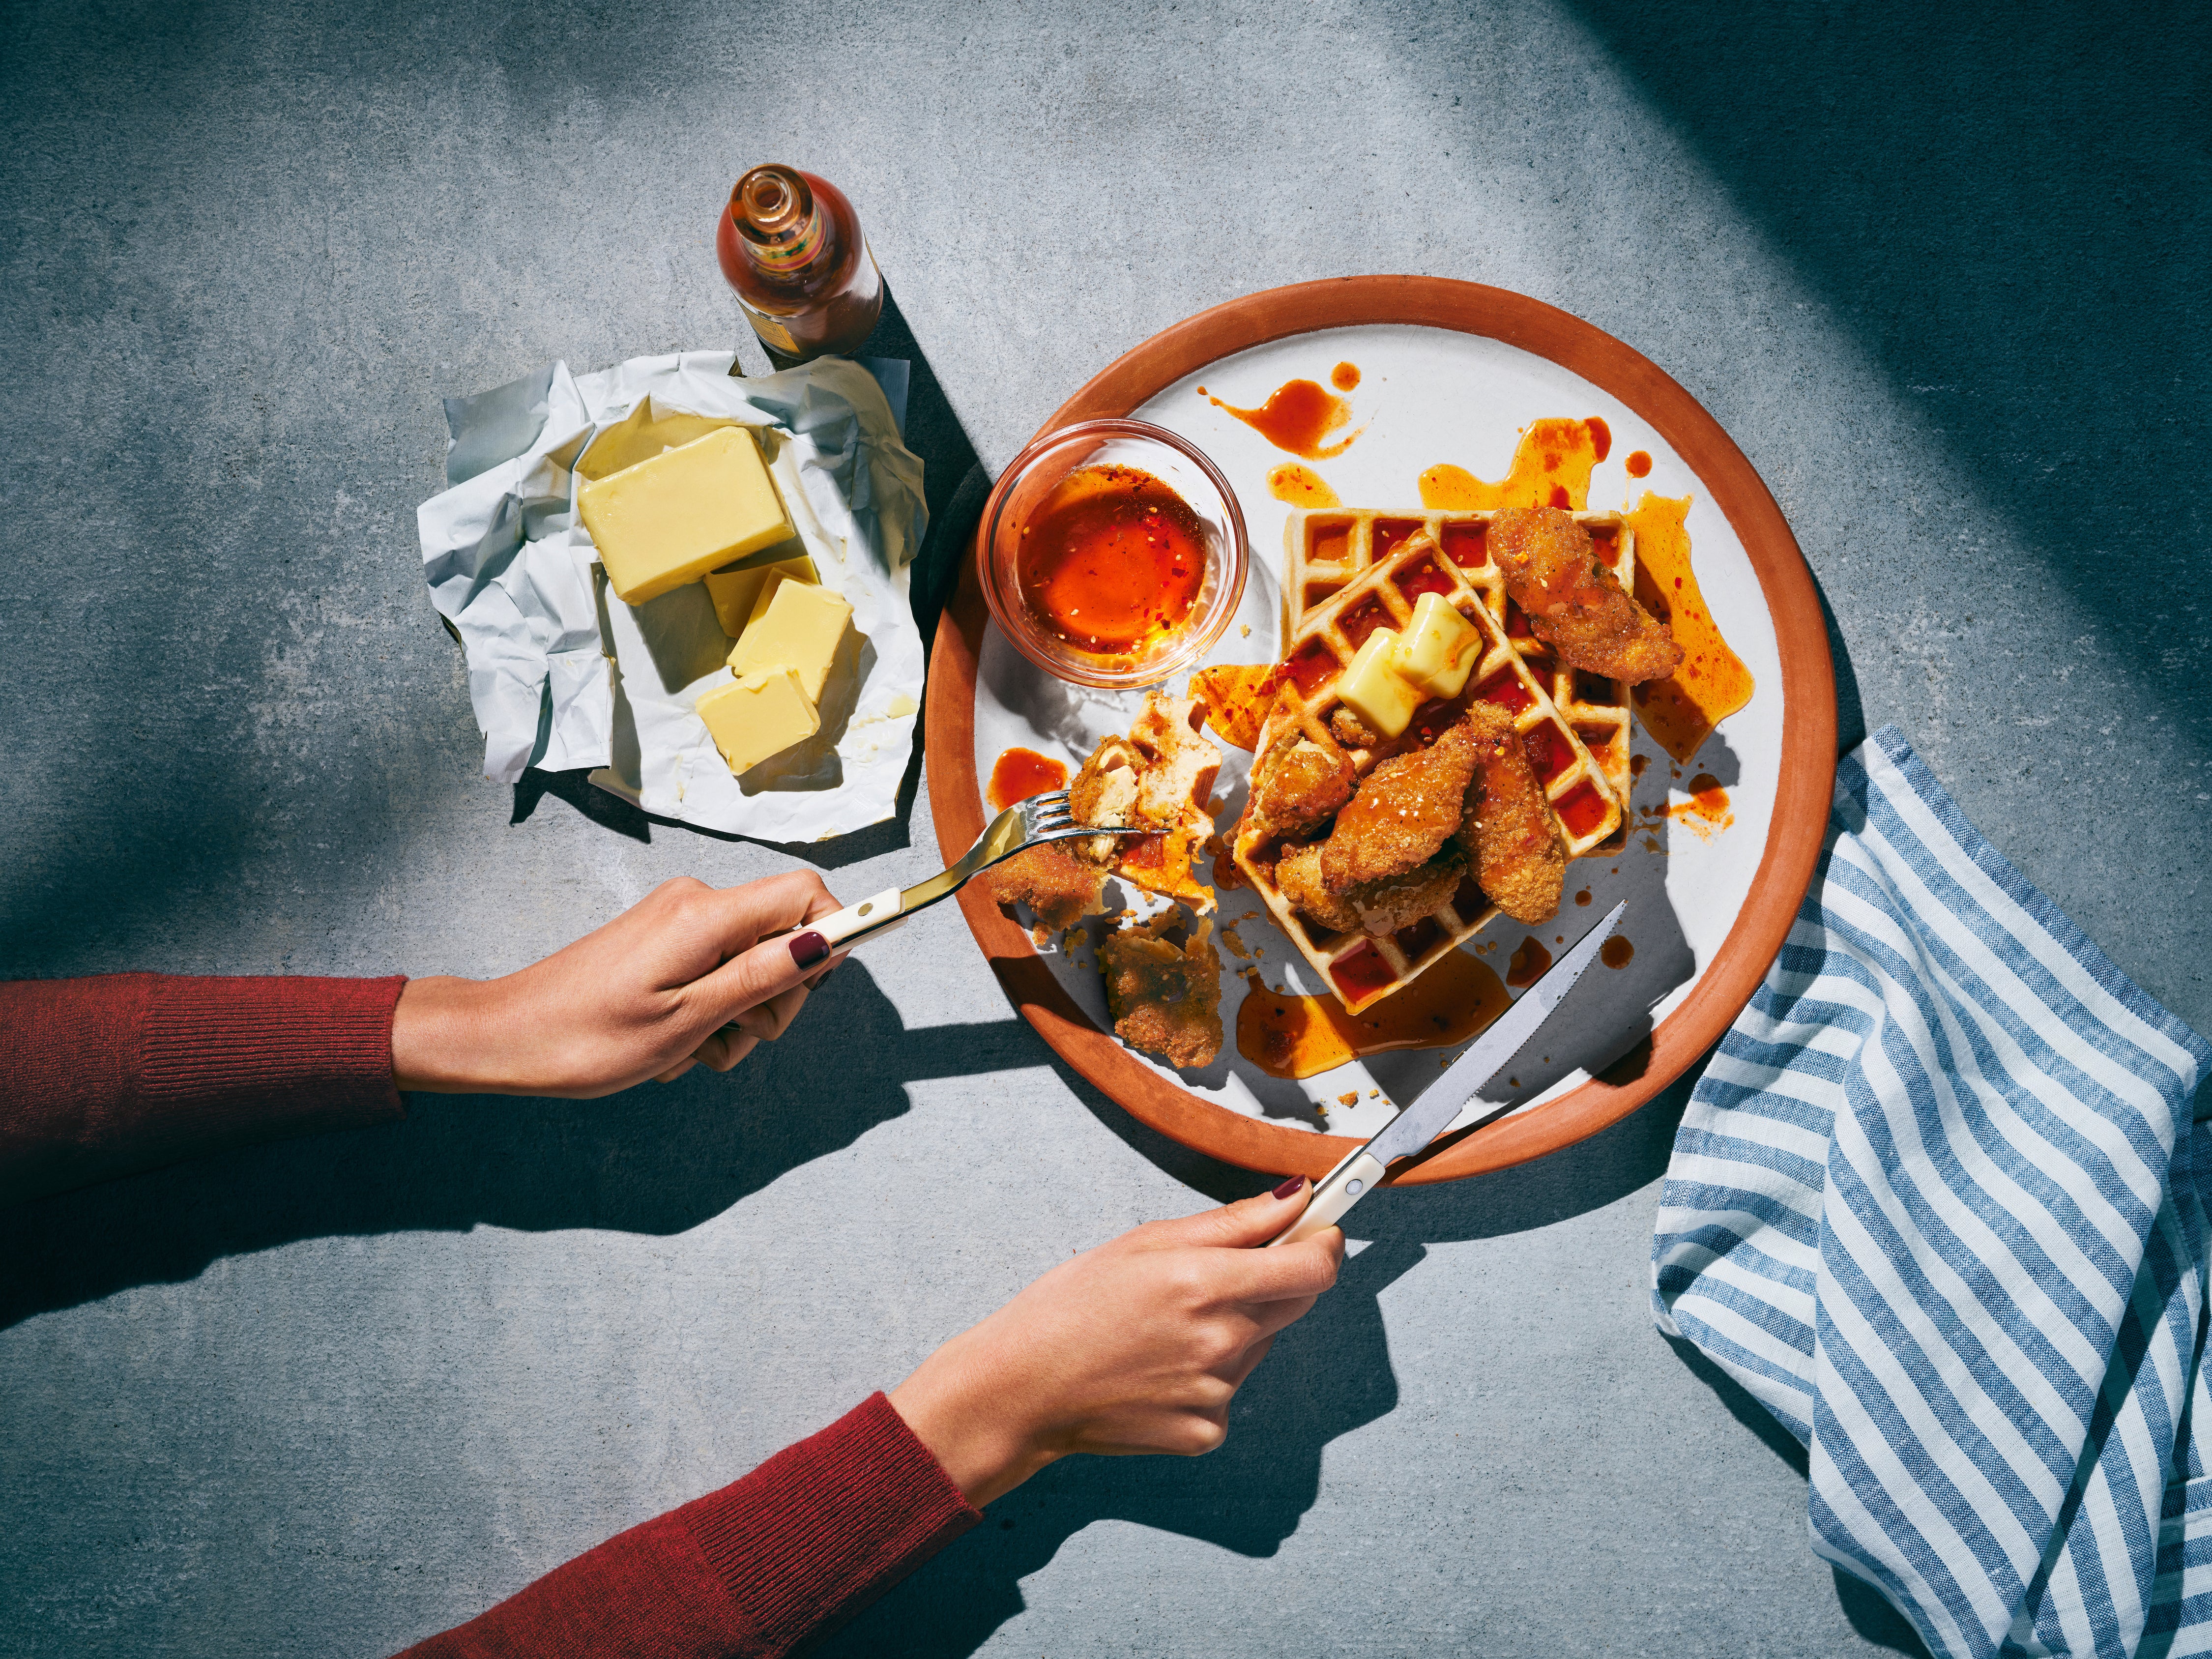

{"left": 732, "top": 165, "right": 832, "bottom": 282}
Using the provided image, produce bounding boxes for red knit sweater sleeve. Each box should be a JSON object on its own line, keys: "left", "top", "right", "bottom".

{"left": 397, "top": 1392, "right": 980, "bottom": 1659}
{"left": 0, "top": 973, "right": 408, "bottom": 1206}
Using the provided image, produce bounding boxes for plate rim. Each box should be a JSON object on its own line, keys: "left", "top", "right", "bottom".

{"left": 924, "top": 275, "right": 1835, "bottom": 1184}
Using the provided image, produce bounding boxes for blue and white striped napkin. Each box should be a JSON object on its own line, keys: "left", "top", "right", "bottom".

{"left": 1653, "top": 725, "right": 2212, "bottom": 1659}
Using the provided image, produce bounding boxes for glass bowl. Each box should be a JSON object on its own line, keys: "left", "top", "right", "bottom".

{"left": 978, "top": 418, "right": 1249, "bottom": 691}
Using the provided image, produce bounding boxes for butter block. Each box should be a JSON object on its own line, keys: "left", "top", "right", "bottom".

{"left": 726, "top": 578, "right": 853, "bottom": 706}
{"left": 704, "top": 554, "right": 818, "bottom": 638}
{"left": 578, "top": 427, "right": 792, "bottom": 606}
{"left": 1337, "top": 628, "right": 1422, "bottom": 739}
{"left": 1391, "top": 591, "right": 1482, "bottom": 699}
{"left": 577, "top": 407, "right": 742, "bottom": 481}
{"left": 697, "top": 665, "right": 820, "bottom": 775}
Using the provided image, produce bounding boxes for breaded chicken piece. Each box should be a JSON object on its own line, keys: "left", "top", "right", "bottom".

{"left": 1491, "top": 506, "right": 1684, "bottom": 684}
{"left": 986, "top": 842, "right": 1111, "bottom": 930}
{"left": 1280, "top": 842, "right": 1465, "bottom": 937}
{"left": 1318, "top": 719, "right": 1485, "bottom": 891}
{"left": 1455, "top": 703, "right": 1567, "bottom": 924}
{"left": 1249, "top": 727, "right": 1355, "bottom": 837}
{"left": 1102, "top": 913, "right": 1222, "bottom": 1069}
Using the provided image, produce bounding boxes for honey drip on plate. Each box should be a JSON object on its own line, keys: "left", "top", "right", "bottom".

{"left": 1505, "top": 936, "right": 1553, "bottom": 988}
{"left": 1641, "top": 772, "right": 1734, "bottom": 841}
{"left": 1623, "top": 493, "right": 1756, "bottom": 763}
{"left": 1600, "top": 936, "right": 1636, "bottom": 969}
{"left": 988, "top": 747, "right": 1068, "bottom": 812}
{"left": 1418, "top": 417, "right": 1609, "bottom": 512}
{"left": 1331, "top": 361, "right": 1361, "bottom": 391}
{"left": 1210, "top": 379, "right": 1363, "bottom": 460}
{"left": 1626, "top": 450, "right": 1653, "bottom": 478}
{"left": 1235, "top": 952, "right": 1511, "bottom": 1080}
{"left": 1268, "top": 463, "right": 1340, "bottom": 508}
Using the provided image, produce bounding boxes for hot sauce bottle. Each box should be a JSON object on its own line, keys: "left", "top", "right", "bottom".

{"left": 716, "top": 165, "right": 883, "bottom": 366}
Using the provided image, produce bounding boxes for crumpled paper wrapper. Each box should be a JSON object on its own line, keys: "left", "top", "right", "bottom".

{"left": 415, "top": 350, "right": 928, "bottom": 843}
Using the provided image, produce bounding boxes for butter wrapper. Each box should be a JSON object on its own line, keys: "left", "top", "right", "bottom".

{"left": 415, "top": 350, "right": 928, "bottom": 845}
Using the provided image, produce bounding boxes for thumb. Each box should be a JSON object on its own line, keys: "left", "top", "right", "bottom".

{"left": 693, "top": 926, "right": 841, "bottom": 1030}
{"left": 1147, "top": 1178, "right": 1315, "bottom": 1250}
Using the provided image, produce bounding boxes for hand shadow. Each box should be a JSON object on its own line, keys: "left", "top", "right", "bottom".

{"left": 820, "top": 1233, "right": 1425, "bottom": 1659}
{"left": 0, "top": 961, "right": 1035, "bottom": 1332}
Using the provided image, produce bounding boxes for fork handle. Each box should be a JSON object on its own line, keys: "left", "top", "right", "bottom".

{"left": 812, "top": 885, "right": 908, "bottom": 950}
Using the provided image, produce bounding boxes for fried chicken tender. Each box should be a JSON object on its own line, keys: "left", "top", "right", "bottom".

{"left": 1248, "top": 727, "right": 1355, "bottom": 837}
{"left": 1279, "top": 842, "right": 1465, "bottom": 936}
{"left": 1455, "top": 702, "right": 1566, "bottom": 924}
{"left": 1101, "top": 912, "right": 1223, "bottom": 1069}
{"left": 1491, "top": 507, "right": 1684, "bottom": 684}
{"left": 1318, "top": 719, "right": 1485, "bottom": 891}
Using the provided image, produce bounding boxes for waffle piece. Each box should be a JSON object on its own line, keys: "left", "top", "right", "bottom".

{"left": 1285, "top": 507, "right": 1637, "bottom": 852}
{"left": 1234, "top": 526, "right": 1624, "bottom": 1013}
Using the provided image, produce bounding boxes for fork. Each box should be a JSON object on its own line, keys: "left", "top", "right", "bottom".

{"left": 786, "top": 789, "right": 1141, "bottom": 957}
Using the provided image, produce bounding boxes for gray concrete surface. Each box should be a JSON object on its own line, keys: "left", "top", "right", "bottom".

{"left": 3, "top": 1, "right": 2206, "bottom": 1654}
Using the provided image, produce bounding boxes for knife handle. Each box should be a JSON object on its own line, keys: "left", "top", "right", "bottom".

{"left": 811, "top": 885, "right": 907, "bottom": 950}
{"left": 1265, "top": 1145, "right": 1388, "bottom": 1248}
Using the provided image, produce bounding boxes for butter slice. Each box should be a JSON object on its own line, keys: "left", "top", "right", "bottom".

{"left": 1391, "top": 591, "right": 1482, "bottom": 699}
{"left": 704, "top": 555, "right": 818, "bottom": 638}
{"left": 579, "top": 427, "right": 792, "bottom": 606}
{"left": 726, "top": 579, "right": 853, "bottom": 706}
{"left": 1338, "top": 628, "right": 1423, "bottom": 739}
{"left": 697, "top": 665, "right": 820, "bottom": 775}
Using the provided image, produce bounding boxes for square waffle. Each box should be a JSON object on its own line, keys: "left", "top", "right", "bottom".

{"left": 1284, "top": 508, "right": 1637, "bottom": 850}
{"left": 1233, "top": 519, "right": 1626, "bottom": 1013}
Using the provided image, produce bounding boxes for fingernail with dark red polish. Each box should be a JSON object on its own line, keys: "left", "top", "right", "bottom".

{"left": 1273, "top": 1175, "right": 1306, "bottom": 1200}
{"left": 789, "top": 931, "right": 830, "bottom": 970}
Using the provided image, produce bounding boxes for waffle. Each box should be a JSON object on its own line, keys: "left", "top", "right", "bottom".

{"left": 1233, "top": 517, "right": 1626, "bottom": 1014}
{"left": 1285, "top": 508, "right": 1636, "bottom": 848}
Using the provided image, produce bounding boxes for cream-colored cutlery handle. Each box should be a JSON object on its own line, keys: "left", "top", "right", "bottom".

{"left": 1266, "top": 1146, "right": 1389, "bottom": 1247}
{"left": 812, "top": 885, "right": 906, "bottom": 950}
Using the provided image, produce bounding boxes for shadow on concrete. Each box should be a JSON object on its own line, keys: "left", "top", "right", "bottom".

{"left": 0, "top": 961, "right": 1035, "bottom": 1330}
{"left": 821, "top": 1231, "right": 1422, "bottom": 1659}
{"left": 1562, "top": 0, "right": 2211, "bottom": 757}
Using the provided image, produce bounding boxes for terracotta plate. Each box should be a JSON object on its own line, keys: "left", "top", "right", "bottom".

{"left": 926, "top": 277, "right": 1834, "bottom": 1183}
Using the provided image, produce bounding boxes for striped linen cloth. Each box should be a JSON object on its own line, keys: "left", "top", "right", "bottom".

{"left": 1652, "top": 725, "right": 2212, "bottom": 1659}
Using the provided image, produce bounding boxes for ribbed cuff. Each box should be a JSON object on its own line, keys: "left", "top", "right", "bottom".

{"left": 139, "top": 973, "right": 407, "bottom": 1130}
{"left": 680, "top": 1393, "right": 981, "bottom": 1656}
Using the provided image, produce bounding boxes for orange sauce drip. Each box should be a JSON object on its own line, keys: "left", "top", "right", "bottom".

{"left": 1190, "top": 663, "right": 1283, "bottom": 752}
{"left": 1331, "top": 361, "right": 1361, "bottom": 391}
{"left": 1505, "top": 936, "right": 1553, "bottom": 988}
{"left": 1644, "top": 772, "right": 1736, "bottom": 842}
{"left": 1017, "top": 464, "right": 1206, "bottom": 655}
{"left": 1418, "top": 416, "right": 1603, "bottom": 511}
{"left": 1574, "top": 888, "right": 1593, "bottom": 906}
{"left": 1626, "top": 450, "right": 1653, "bottom": 479}
{"left": 1210, "top": 379, "right": 1362, "bottom": 460}
{"left": 1236, "top": 952, "right": 1512, "bottom": 1080}
{"left": 1623, "top": 492, "right": 1756, "bottom": 762}
{"left": 1268, "top": 463, "right": 1340, "bottom": 508}
{"left": 987, "top": 747, "right": 1068, "bottom": 812}
{"left": 1600, "top": 936, "right": 1635, "bottom": 969}
{"left": 1584, "top": 417, "right": 1611, "bottom": 462}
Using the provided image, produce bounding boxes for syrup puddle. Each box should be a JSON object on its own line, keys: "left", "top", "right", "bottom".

{"left": 1235, "top": 952, "right": 1509, "bottom": 1080}
{"left": 1209, "top": 377, "right": 1365, "bottom": 460}
{"left": 1419, "top": 417, "right": 1611, "bottom": 511}
{"left": 1624, "top": 494, "right": 1756, "bottom": 762}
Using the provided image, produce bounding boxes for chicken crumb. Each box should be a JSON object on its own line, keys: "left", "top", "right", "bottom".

{"left": 1338, "top": 1091, "right": 1359, "bottom": 1107}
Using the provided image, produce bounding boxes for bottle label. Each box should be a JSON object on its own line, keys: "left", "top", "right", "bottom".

{"left": 743, "top": 303, "right": 798, "bottom": 356}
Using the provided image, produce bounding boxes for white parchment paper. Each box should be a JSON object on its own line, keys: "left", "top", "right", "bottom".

{"left": 416, "top": 350, "right": 928, "bottom": 843}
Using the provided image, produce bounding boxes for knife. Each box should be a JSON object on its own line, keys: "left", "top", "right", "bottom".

{"left": 1265, "top": 900, "right": 1628, "bottom": 1247}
